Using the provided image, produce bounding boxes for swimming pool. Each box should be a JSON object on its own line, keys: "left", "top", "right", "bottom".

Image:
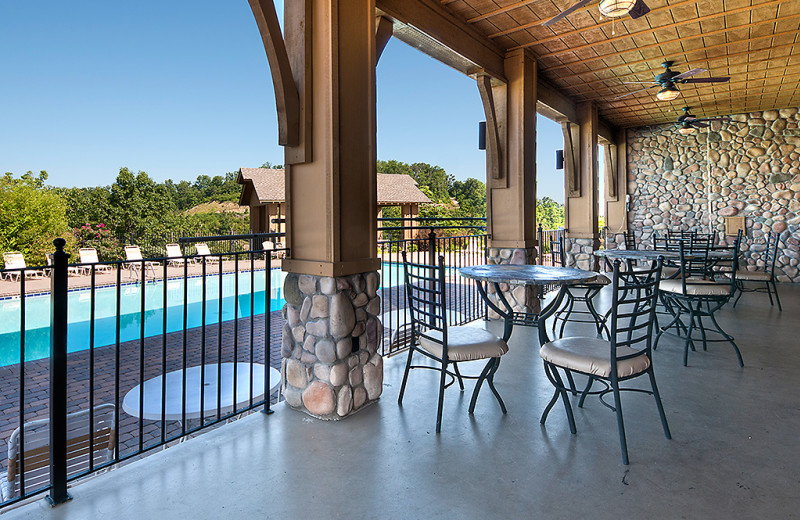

{"left": 0, "top": 262, "right": 416, "bottom": 366}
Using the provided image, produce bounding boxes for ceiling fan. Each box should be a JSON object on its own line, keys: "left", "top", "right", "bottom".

{"left": 542, "top": 0, "right": 650, "bottom": 27}
{"left": 674, "top": 107, "right": 732, "bottom": 135}
{"left": 614, "top": 61, "right": 731, "bottom": 101}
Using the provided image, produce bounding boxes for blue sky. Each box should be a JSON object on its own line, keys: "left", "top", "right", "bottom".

{"left": 0, "top": 0, "right": 566, "bottom": 202}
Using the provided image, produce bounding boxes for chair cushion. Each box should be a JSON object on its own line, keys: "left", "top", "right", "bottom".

{"left": 735, "top": 270, "right": 770, "bottom": 282}
{"left": 659, "top": 279, "right": 730, "bottom": 296}
{"left": 419, "top": 326, "right": 508, "bottom": 362}
{"left": 539, "top": 337, "right": 650, "bottom": 378}
{"left": 570, "top": 272, "right": 610, "bottom": 288}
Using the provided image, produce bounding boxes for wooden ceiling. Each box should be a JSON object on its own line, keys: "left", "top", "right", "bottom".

{"left": 437, "top": 0, "right": 800, "bottom": 128}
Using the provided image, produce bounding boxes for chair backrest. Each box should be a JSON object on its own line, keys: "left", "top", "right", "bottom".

{"left": 765, "top": 231, "right": 781, "bottom": 276}
{"left": 195, "top": 243, "right": 211, "bottom": 256}
{"left": 262, "top": 241, "right": 275, "bottom": 250}
{"left": 556, "top": 233, "right": 566, "bottom": 267}
{"left": 165, "top": 243, "right": 183, "bottom": 258}
{"left": 401, "top": 252, "right": 448, "bottom": 352}
{"left": 623, "top": 231, "right": 636, "bottom": 250}
{"left": 4, "top": 404, "right": 115, "bottom": 499}
{"left": 79, "top": 248, "right": 100, "bottom": 264}
{"left": 608, "top": 258, "right": 663, "bottom": 363}
{"left": 2, "top": 252, "right": 26, "bottom": 270}
{"left": 124, "top": 245, "right": 143, "bottom": 261}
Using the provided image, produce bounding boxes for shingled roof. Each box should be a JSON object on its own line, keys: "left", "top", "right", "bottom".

{"left": 238, "top": 168, "right": 431, "bottom": 205}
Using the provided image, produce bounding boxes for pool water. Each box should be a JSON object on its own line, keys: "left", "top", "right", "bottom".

{"left": 0, "top": 262, "right": 414, "bottom": 367}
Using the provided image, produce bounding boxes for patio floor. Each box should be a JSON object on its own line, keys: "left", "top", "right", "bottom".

{"left": 3, "top": 283, "right": 799, "bottom": 519}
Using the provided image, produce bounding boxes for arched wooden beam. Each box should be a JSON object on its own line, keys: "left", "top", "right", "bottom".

{"left": 376, "top": 16, "right": 393, "bottom": 64}
{"left": 248, "top": 0, "right": 300, "bottom": 146}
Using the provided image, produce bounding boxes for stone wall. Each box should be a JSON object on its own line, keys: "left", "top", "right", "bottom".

{"left": 563, "top": 237, "right": 598, "bottom": 271}
{"left": 485, "top": 247, "right": 539, "bottom": 318}
{"left": 626, "top": 106, "right": 800, "bottom": 283}
{"left": 281, "top": 272, "right": 383, "bottom": 419}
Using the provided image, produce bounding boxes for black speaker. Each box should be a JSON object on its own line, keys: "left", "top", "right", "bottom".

{"left": 556, "top": 149, "right": 564, "bottom": 170}
{"left": 478, "top": 121, "right": 486, "bottom": 150}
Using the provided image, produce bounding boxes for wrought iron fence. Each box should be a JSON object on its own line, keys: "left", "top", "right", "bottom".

{"left": 378, "top": 217, "right": 488, "bottom": 356}
{"left": 0, "top": 235, "right": 284, "bottom": 508}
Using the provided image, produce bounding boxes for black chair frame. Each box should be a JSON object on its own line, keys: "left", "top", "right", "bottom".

{"left": 733, "top": 231, "right": 782, "bottom": 311}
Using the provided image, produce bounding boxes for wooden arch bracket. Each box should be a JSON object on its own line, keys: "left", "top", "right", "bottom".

{"left": 376, "top": 16, "right": 393, "bottom": 64}
{"left": 248, "top": 0, "right": 300, "bottom": 147}
{"left": 562, "top": 121, "right": 580, "bottom": 197}
{"left": 477, "top": 74, "right": 507, "bottom": 188}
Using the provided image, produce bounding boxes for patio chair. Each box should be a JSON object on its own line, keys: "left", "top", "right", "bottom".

{"left": 398, "top": 252, "right": 509, "bottom": 433}
{"left": 165, "top": 243, "right": 194, "bottom": 267}
{"left": 194, "top": 243, "right": 221, "bottom": 264}
{"left": 123, "top": 245, "right": 160, "bottom": 279}
{"left": 733, "top": 231, "right": 782, "bottom": 311}
{"left": 654, "top": 235, "right": 743, "bottom": 367}
{"left": 623, "top": 231, "right": 636, "bottom": 250}
{"left": 552, "top": 234, "right": 610, "bottom": 338}
{"left": 78, "top": 248, "right": 113, "bottom": 274}
{"left": 1, "top": 252, "right": 45, "bottom": 281}
{"left": 0, "top": 404, "right": 116, "bottom": 501}
{"left": 539, "top": 258, "right": 670, "bottom": 465}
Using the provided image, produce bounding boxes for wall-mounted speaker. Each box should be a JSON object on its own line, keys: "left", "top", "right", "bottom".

{"left": 556, "top": 149, "right": 564, "bottom": 170}
{"left": 478, "top": 121, "right": 486, "bottom": 150}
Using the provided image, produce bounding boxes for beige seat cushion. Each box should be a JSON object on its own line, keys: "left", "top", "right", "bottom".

{"left": 659, "top": 279, "right": 730, "bottom": 296}
{"left": 736, "top": 270, "right": 770, "bottom": 282}
{"left": 571, "top": 272, "right": 610, "bottom": 288}
{"left": 539, "top": 337, "right": 650, "bottom": 378}
{"left": 419, "top": 326, "right": 508, "bottom": 362}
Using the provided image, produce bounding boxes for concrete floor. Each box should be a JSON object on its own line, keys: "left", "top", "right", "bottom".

{"left": 4, "top": 285, "right": 799, "bottom": 519}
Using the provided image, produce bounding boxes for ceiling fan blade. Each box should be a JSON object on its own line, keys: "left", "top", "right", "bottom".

{"left": 613, "top": 85, "right": 655, "bottom": 100}
{"left": 628, "top": 0, "right": 651, "bottom": 19}
{"left": 673, "top": 68, "right": 706, "bottom": 80}
{"left": 692, "top": 122, "right": 710, "bottom": 128}
{"left": 682, "top": 77, "right": 731, "bottom": 83}
{"left": 622, "top": 80, "right": 657, "bottom": 84}
{"left": 542, "top": 0, "right": 594, "bottom": 26}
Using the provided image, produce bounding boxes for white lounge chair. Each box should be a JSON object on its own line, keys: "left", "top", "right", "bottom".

{"left": 0, "top": 404, "right": 116, "bottom": 501}
{"left": 165, "top": 243, "right": 194, "bottom": 267}
{"left": 195, "top": 243, "right": 220, "bottom": 264}
{"left": 78, "top": 248, "right": 113, "bottom": 274}
{"left": 1, "top": 252, "right": 45, "bottom": 281}
{"left": 123, "top": 245, "right": 160, "bottom": 279}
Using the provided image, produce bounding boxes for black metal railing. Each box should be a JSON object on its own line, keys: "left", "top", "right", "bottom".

{"left": 0, "top": 235, "right": 285, "bottom": 508}
{"left": 378, "top": 217, "right": 488, "bottom": 356}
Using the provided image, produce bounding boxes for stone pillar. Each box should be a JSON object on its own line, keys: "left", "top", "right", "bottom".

{"left": 483, "top": 49, "right": 540, "bottom": 315}
{"left": 282, "top": 272, "right": 383, "bottom": 419}
{"left": 563, "top": 102, "right": 600, "bottom": 271}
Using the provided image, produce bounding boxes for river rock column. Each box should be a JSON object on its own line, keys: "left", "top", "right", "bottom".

{"left": 281, "top": 271, "right": 383, "bottom": 419}
{"left": 485, "top": 247, "right": 540, "bottom": 319}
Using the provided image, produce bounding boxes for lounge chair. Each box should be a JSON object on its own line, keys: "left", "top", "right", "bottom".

{"left": 165, "top": 243, "right": 194, "bottom": 267}
{"left": 1, "top": 252, "right": 45, "bottom": 281}
{"left": 78, "top": 248, "right": 114, "bottom": 274}
{"left": 0, "top": 404, "right": 116, "bottom": 501}
{"left": 194, "top": 243, "right": 220, "bottom": 264}
{"left": 123, "top": 245, "right": 160, "bottom": 279}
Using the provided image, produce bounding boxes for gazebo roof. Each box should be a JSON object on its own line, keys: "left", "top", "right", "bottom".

{"left": 237, "top": 168, "right": 431, "bottom": 206}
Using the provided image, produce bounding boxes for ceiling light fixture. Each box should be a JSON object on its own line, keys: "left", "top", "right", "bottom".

{"left": 656, "top": 84, "right": 681, "bottom": 101}
{"left": 598, "top": 0, "right": 637, "bottom": 17}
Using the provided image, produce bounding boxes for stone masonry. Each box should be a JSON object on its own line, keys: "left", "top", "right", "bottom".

{"left": 281, "top": 272, "right": 383, "bottom": 419}
{"left": 485, "top": 247, "right": 540, "bottom": 318}
{"left": 626, "top": 105, "right": 800, "bottom": 283}
{"left": 563, "top": 237, "right": 598, "bottom": 271}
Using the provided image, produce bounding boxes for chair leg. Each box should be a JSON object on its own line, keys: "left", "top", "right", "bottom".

{"left": 683, "top": 307, "right": 696, "bottom": 367}
{"left": 558, "top": 296, "right": 575, "bottom": 338}
{"left": 468, "top": 359, "right": 494, "bottom": 414}
{"left": 611, "top": 377, "right": 629, "bottom": 465}
{"left": 733, "top": 281, "right": 744, "bottom": 308}
{"left": 647, "top": 369, "right": 671, "bottom": 440}
{"left": 551, "top": 367, "right": 577, "bottom": 434}
{"left": 771, "top": 280, "right": 782, "bottom": 311}
{"left": 452, "top": 363, "right": 465, "bottom": 391}
{"left": 435, "top": 360, "right": 448, "bottom": 433}
{"left": 486, "top": 358, "right": 507, "bottom": 414}
{"left": 397, "top": 344, "right": 415, "bottom": 405}
{"left": 578, "top": 377, "right": 594, "bottom": 408}
{"left": 586, "top": 291, "right": 608, "bottom": 337}
{"left": 707, "top": 304, "right": 744, "bottom": 367}
{"left": 766, "top": 280, "right": 774, "bottom": 306}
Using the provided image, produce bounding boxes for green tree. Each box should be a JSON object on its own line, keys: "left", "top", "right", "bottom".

{"left": 0, "top": 171, "right": 71, "bottom": 266}
{"left": 536, "top": 196, "right": 565, "bottom": 230}
{"left": 449, "top": 178, "right": 486, "bottom": 217}
{"left": 61, "top": 186, "right": 113, "bottom": 229}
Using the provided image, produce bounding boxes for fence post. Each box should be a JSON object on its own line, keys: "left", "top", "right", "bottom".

{"left": 47, "top": 238, "right": 72, "bottom": 506}
{"left": 427, "top": 228, "right": 437, "bottom": 267}
{"left": 537, "top": 223, "right": 543, "bottom": 265}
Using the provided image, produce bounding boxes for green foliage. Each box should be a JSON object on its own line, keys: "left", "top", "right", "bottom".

{"left": 0, "top": 171, "right": 71, "bottom": 267}
{"left": 74, "top": 223, "right": 123, "bottom": 261}
{"left": 449, "top": 178, "right": 486, "bottom": 217}
{"left": 536, "top": 196, "right": 565, "bottom": 231}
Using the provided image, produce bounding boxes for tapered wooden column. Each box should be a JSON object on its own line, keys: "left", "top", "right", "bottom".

{"left": 603, "top": 128, "right": 629, "bottom": 249}
{"left": 282, "top": 0, "right": 379, "bottom": 277}
{"left": 563, "top": 102, "right": 600, "bottom": 270}
{"left": 483, "top": 49, "right": 539, "bottom": 316}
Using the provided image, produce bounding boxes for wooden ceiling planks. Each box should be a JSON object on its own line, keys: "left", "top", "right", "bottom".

{"left": 439, "top": 0, "right": 800, "bottom": 127}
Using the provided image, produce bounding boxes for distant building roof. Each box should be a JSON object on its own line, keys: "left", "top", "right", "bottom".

{"left": 237, "top": 168, "right": 431, "bottom": 206}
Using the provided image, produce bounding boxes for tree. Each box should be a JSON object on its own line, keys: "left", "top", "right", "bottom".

{"left": 536, "top": 196, "right": 565, "bottom": 230}
{"left": 449, "top": 178, "right": 486, "bottom": 217}
{"left": 0, "top": 171, "right": 71, "bottom": 266}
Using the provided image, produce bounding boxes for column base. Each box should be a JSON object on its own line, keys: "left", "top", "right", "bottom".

{"left": 564, "top": 237, "right": 599, "bottom": 271}
{"left": 485, "top": 247, "right": 540, "bottom": 318}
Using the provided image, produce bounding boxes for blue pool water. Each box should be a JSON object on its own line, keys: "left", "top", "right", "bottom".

{"left": 0, "top": 262, "right": 411, "bottom": 367}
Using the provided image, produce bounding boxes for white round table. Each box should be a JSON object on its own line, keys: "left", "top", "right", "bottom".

{"left": 122, "top": 362, "right": 281, "bottom": 421}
